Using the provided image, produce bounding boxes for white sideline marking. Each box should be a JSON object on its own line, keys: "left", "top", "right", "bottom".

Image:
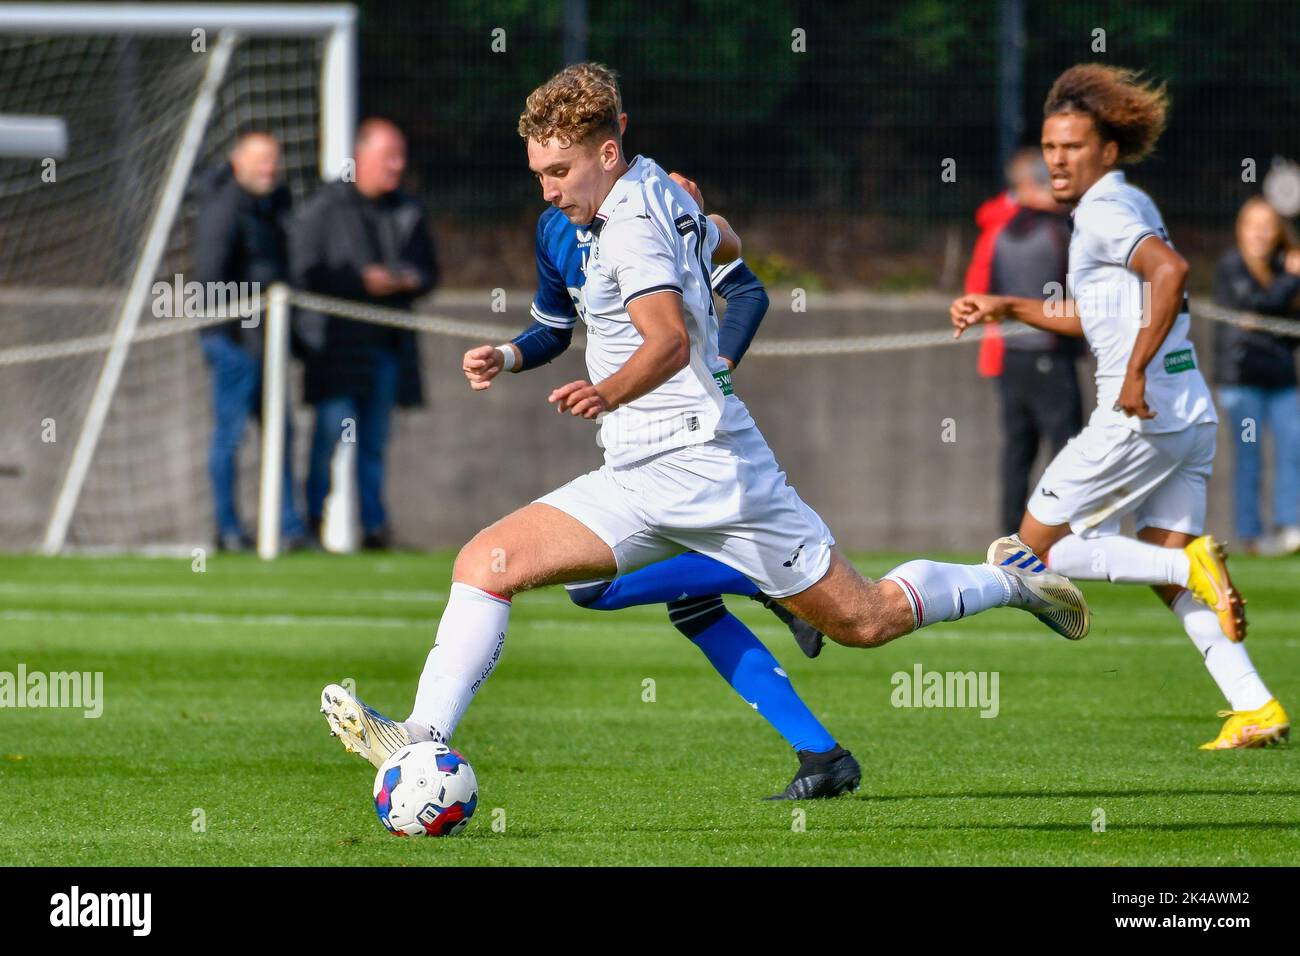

{"left": 0, "top": 608, "right": 429, "bottom": 629}
{"left": 0, "top": 582, "right": 445, "bottom": 604}
{"left": 0, "top": 609, "right": 713, "bottom": 633}
{"left": 0, "top": 609, "right": 682, "bottom": 631}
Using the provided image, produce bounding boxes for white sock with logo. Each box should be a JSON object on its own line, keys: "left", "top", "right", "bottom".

{"left": 1171, "top": 590, "right": 1271, "bottom": 711}
{"left": 884, "top": 560, "right": 1011, "bottom": 629}
{"left": 407, "top": 582, "right": 511, "bottom": 743}
{"left": 1046, "top": 533, "right": 1189, "bottom": 586}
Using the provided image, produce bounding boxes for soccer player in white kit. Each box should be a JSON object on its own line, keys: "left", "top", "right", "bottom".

{"left": 951, "top": 64, "right": 1289, "bottom": 749}
{"left": 320, "top": 64, "right": 1091, "bottom": 773}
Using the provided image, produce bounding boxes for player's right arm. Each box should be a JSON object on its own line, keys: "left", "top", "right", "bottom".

{"left": 950, "top": 293, "right": 1084, "bottom": 339}
{"left": 550, "top": 290, "right": 690, "bottom": 417}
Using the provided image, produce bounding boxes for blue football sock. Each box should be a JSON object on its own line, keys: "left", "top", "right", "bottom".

{"left": 570, "top": 551, "right": 760, "bottom": 611}
{"left": 668, "top": 596, "right": 837, "bottom": 754}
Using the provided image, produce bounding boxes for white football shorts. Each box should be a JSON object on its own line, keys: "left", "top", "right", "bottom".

{"left": 535, "top": 425, "right": 835, "bottom": 598}
{"left": 1027, "top": 421, "right": 1216, "bottom": 538}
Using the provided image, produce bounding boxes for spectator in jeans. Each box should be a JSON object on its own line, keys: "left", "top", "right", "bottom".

{"left": 965, "top": 149, "right": 1082, "bottom": 533}
{"left": 290, "top": 118, "right": 437, "bottom": 549}
{"left": 193, "top": 131, "right": 307, "bottom": 552}
{"left": 1212, "top": 196, "right": 1300, "bottom": 554}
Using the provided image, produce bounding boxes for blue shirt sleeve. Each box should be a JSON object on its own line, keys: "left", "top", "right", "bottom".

{"left": 531, "top": 213, "right": 578, "bottom": 329}
{"left": 713, "top": 260, "right": 769, "bottom": 368}
{"left": 511, "top": 320, "right": 573, "bottom": 370}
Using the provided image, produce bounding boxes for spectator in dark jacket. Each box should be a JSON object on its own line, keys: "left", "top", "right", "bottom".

{"left": 290, "top": 118, "right": 437, "bottom": 549}
{"left": 1213, "top": 196, "right": 1300, "bottom": 554}
{"left": 193, "top": 131, "right": 307, "bottom": 551}
{"left": 966, "top": 149, "right": 1082, "bottom": 533}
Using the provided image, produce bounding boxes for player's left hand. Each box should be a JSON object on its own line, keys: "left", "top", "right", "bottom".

{"left": 1116, "top": 372, "right": 1156, "bottom": 419}
{"left": 548, "top": 380, "right": 613, "bottom": 419}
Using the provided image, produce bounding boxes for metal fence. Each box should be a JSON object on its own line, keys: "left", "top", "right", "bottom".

{"left": 359, "top": 0, "right": 1300, "bottom": 230}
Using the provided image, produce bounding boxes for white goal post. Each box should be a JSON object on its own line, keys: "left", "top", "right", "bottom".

{"left": 0, "top": 3, "right": 356, "bottom": 556}
{"left": 1, "top": 4, "right": 357, "bottom": 179}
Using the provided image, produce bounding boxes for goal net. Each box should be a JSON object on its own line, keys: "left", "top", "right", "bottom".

{"left": 0, "top": 4, "right": 354, "bottom": 553}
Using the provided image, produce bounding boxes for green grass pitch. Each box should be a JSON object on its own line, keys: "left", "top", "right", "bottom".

{"left": 1, "top": 550, "right": 1296, "bottom": 866}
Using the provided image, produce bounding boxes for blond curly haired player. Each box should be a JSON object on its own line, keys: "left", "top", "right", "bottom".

{"left": 321, "top": 64, "right": 1090, "bottom": 774}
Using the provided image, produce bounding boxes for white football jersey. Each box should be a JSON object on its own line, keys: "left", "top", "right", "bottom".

{"left": 1068, "top": 171, "right": 1216, "bottom": 433}
{"left": 578, "top": 156, "right": 755, "bottom": 465}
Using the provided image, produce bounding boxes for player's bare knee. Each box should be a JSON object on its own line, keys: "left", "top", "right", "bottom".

{"left": 839, "top": 618, "right": 896, "bottom": 648}
{"left": 452, "top": 530, "right": 516, "bottom": 594}
{"left": 818, "top": 606, "right": 891, "bottom": 648}
{"left": 824, "top": 582, "right": 911, "bottom": 647}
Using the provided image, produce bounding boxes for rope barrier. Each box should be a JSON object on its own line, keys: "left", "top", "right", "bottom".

{"left": 1, "top": 284, "right": 1297, "bottom": 366}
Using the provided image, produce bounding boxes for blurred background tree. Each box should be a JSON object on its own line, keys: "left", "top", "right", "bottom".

{"left": 355, "top": 0, "right": 1300, "bottom": 287}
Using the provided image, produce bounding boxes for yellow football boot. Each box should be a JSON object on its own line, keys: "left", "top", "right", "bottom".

{"left": 1199, "top": 698, "right": 1290, "bottom": 750}
{"left": 1184, "top": 535, "right": 1246, "bottom": 642}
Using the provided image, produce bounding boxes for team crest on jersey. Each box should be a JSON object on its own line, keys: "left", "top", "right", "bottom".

{"left": 575, "top": 228, "right": 595, "bottom": 274}
{"left": 567, "top": 286, "right": 591, "bottom": 327}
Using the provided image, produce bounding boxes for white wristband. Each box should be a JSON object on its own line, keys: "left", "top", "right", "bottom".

{"left": 496, "top": 344, "right": 517, "bottom": 372}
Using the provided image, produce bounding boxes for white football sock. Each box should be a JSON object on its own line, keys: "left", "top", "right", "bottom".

{"left": 1172, "top": 590, "right": 1271, "bottom": 711}
{"left": 407, "top": 582, "right": 511, "bottom": 743}
{"left": 884, "top": 560, "right": 1011, "bottom": 630}
{"left": 1046, "top": 533, "right": 1189, "bottom": 587}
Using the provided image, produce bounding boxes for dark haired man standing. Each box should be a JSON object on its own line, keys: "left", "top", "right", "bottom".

{"left": 194, "top": 131, "right": 307, "bottom": 552}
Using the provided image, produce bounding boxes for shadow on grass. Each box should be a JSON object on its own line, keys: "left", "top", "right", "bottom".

{"left": 500, "top": 818, "right": 1300, "bottom": 836}
{"left": 867, "top": 789, "right": 1300, "bottom": 801}
{"left": 882, "top": 821, "right": 1300, "bottom": 833}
